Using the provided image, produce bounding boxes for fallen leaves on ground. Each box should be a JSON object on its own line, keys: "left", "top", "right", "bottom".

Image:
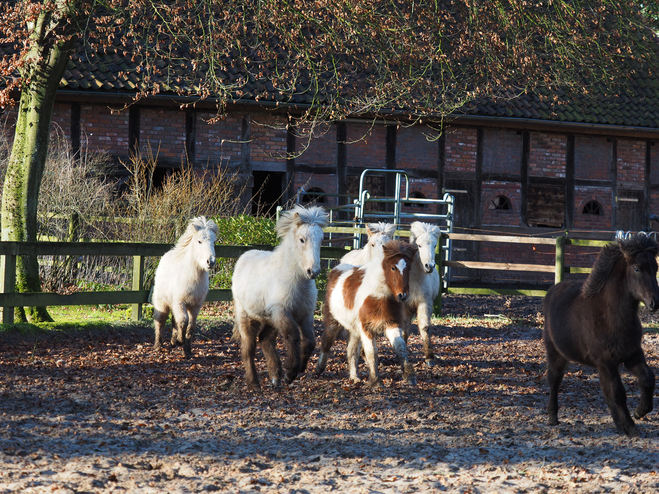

{"left": 1, "top": 295, "right": 658, "bottom": 493}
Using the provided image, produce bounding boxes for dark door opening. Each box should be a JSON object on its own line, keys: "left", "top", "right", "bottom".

{"left": 252, "top": 171, "right": 284, "bottom": 216}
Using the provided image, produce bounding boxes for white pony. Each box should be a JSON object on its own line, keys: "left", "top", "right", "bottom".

{"left": 340, "top": 222, "right": 396, "bottom": 266}
{"left": 152, "top": 216, "right": 219, "bottom": 359}
{"left": 405, "top": 221, "right": 442, "bottom": 366}
{"left": 232, "top": 205, "right": 329, "bottom": 390}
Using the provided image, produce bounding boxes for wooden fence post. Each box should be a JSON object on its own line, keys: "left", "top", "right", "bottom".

{"left": 131, "top": 255, "right": 145, "bottom": 322}
{"left": 1, "top": 253, "right": 16, "bottom": 325}
{"left": 555, "top": 236, "right": 565, "bottom": 285}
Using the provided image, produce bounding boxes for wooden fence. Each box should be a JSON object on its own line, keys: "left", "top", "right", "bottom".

{"left": 0, "top": 233, "right": 609, "bottom": 325}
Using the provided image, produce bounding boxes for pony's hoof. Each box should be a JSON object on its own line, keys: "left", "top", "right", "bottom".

{"left": 621, "top": 423, "right": 640, "bottom": 437}
{"left": 368, "top": 379, "right": 384, "bottom": 390}
{"left": 284, "top": 371, "right": 298, "bottom": 385}
{"left": 405, "top": 376, "right": 418, "bottom": 386}
{"left": 350, "top": 376, "right": 361, "bottom": 383}
{"left": 245, "top": 382, "right": 261, "bottom": 392}
{"left": 424, "top": 359, "right": 435, "bottom": 368}
{"left": 270, "top": 377, "right": 282, "bottom": 389}
{"left": 634, "top": 405, "right": 652, "bottom": 419}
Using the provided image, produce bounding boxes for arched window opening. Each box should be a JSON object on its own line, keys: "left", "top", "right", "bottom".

{"left": 404, "top": 191, "right": 428, "bottom": 208}
{"left": 582, "top": 200, "right": 602, "bottom": 216}
{"left": 301, "top": 187, "right": 326, "bottom": 204}
{"left": 489, "top": 195, "right": 512, "bottom": 211}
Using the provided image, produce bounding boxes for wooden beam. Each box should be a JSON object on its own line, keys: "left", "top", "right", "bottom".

{"left": 444, "top": 260, "right": 555, "bottom": 272}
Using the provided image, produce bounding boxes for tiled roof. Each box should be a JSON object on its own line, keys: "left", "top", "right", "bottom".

{"left": 59, "top": 45, "right": 659, "bottom": 130}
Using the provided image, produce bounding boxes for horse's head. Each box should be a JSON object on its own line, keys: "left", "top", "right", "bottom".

{"left": 621, "top": 235, "right": 659, "bottom": 312}
{"left": 188, "top": 217, "right": 218, "bottom": 271}
{"left": 278, "top": 205, "right": 329, "bottom": 280}
{"left": 382, "top": 240, "right": 419, "bottom": 303}
{"left": 410, "top": 222, "right": 441, "bottom": 274}
{"left": 364, "top": 222, "right": 395, "bottom": 257}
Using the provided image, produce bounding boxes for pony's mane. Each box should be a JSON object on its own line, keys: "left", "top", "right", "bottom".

{"left": 410, "top": 221, "right": 440, "bottom": 241}
{"left": 276, "top": 205, "right": 329, "bottom": 238}
{"left": 382, "top": 239, "right": 418, "bottom": 260}
{"left": 582, "top": 234, "right": 659, "bottom": 297}
{"left": 173, "top": 216, "right": 218, "bottom": 252}
{"left": 367, "top": 222, "right": 396, "bottom": 238}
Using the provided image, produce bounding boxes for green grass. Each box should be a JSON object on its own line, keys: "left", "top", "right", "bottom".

{"left": 0, "top": 305, "right": 137, "bottom": 334}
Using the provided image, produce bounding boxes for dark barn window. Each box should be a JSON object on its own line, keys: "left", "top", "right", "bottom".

{"left": 301, "top": 187, "right": 326, "bottom": 204}
{"left": 582, "top": 200, "right": 602, "bottom": 216}
{"left": 489, "top": 195, "right": 512, "bottom": 211}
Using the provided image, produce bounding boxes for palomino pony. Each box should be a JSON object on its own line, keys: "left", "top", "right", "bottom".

{"left": 315, "top": 240, "right": 419, "bottom": 388}
{"left": 152, "top": 216, "right": 219, "bottom": 359}
{"left": 543, "top": 234, "right": 659, "bottom": 436}
{"left": 405, "top": 221, "right": 441, "bottom": 366}
{"left": 340, "top": 222, "right": 396, "bottom": 265}
{"left": 232, "top": 205, "right": 329, "bottom": 390}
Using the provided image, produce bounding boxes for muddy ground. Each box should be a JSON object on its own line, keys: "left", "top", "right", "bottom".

{"left": 1, "top": 295, "right": 659, "bottom": 493}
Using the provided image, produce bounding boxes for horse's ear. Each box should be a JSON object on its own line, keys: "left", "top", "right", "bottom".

{"left": 365, "top": 224, "right": 374, "bottom": 237}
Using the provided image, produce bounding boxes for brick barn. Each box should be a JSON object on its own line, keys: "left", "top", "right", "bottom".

{"left": 3, "top": 54, "right": 659, "bottom": 287}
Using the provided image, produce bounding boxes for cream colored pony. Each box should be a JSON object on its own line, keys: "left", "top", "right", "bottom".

{"left": 152, "top": 216, "right": 218, "bottom": 359}
{"left": 232, "top": 205, "right": 329, "bottom": 390}
{"left": 340, "top": 222, "right": 396, "bottom": 265}
{"left": 406, "top": 221, "right": 442, "bottom": 366}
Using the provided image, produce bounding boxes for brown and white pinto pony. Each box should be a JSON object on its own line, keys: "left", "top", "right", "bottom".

{"left": 315, "top": 240, "right": 419, "bottom": 388}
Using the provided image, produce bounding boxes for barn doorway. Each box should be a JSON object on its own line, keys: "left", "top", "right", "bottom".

{"left": 252, "top": 171, "right": 284, "bottom": 216}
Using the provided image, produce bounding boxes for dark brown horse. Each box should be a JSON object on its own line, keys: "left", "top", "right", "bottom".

{"left": 543, "top": 234, "right": 659, "bottom": 436}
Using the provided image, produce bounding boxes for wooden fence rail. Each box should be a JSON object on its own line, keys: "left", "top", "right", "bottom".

{"left": 0, "top": 234, "right": 609, "bottom": 325}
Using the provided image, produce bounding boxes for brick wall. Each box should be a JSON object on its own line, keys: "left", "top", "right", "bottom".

{"left": 346, "top": 123, "right": 386, "bottom": 168}
{"left": 294, "top": 171, "right": 338, "bottom": 207}
{"left": 399, "top": 178, "right": 439, "bottom": 216}
{"left": 482, "top": 129, "right": 523, "bottom": 175}
{"left": 294, "top": 122, "right": 337, "bottom": 167}
{"left": 617, "top": 139, "right": 645, "bottom": 188}
{"left": 481, "top": 182, "right": 521, "bottom": 227}
{"left": 529, "top": 132, "right": 566, "bottom": 178}
{"left": 575, "top": 135, "right": 611, "bottom": 181}
{"left": 573, "top": 187, "right": 612, "bottom": 231}
{"left": 444, "top": 126, "right": 477, "bottom": 173}
{"left": 51, "top": 103, "right": 71, "bottom": 142}
{"left": 397, "top": 125, "right": 439, "bottom": 171}
{"left": 196, "top": 112, "right": 243, "bottom": 166}
{"left": 250, "top": 114, "right": 288, "bottom": 165}
{"left": 81, "top": 104, "right": 128, "bottom": 155}
{"left": 139, "top": 108, "right": 185, "bottom": 161}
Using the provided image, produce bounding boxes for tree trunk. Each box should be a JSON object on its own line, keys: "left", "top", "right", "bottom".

{"left": 1, "top": 8, "right": 77, "bottom": 323}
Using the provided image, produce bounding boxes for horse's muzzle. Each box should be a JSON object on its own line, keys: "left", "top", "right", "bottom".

{"left": 424, "top": 263, "right": 436, "bottom": 274}
{"left": 397, "top": 292, "right": 409, "bottom": 303}
{"left": 307, "top": 267, "right": 320, "bottom": 280}
{"left": 207, "top": 257, "right": 216, "bottom": 269}
{"left": 648, "top": 298, "right": 659, "bottom": 312}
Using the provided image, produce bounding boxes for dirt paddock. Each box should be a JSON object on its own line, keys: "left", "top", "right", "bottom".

{"left": 1, "top": 295, "right": 659, "bottom": 493}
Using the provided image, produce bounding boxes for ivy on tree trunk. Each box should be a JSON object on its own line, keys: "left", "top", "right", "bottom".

{"left": 1, "top": 7, "right": 77, "bottom": 323}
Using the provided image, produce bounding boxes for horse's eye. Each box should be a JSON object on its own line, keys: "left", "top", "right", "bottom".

{"left": 300, "top": 238, "right": 305, "bottom": 244}
{"left": 391, "top": 266, "right": 395, "bottom": 271}
{"left": 634, "top": 266, "right": 640, "bottom": 273}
